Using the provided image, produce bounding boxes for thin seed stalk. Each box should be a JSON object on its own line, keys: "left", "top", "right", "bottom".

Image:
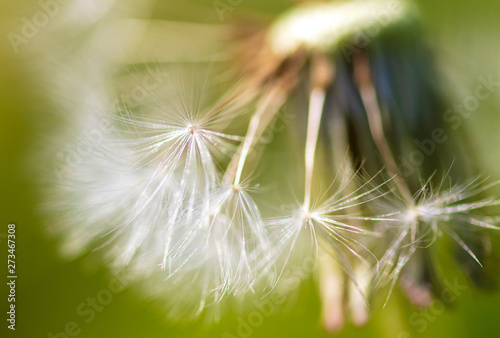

{"left": 303, "top": 54, "right": 335, "bottom": 211}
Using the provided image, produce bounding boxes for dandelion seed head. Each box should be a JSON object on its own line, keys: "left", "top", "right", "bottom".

{"left": 403, "top": 206, "right": 420, "bottom": 223}
{"left": 269, "top": 0, "right": 414, "bottom": 55}
{"left": 37, "top": 0, "right": 500, "bottom": 327}
{"left": 42, "top": 60, "right": 273, "bottom": 319}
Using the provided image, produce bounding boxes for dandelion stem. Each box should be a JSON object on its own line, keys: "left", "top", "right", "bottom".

{"left": 348, "top": 263, "right": 371, "bottom": 326}
{"left": 225, "top": 85, "right": 287, "bottom": 186}
{"left": 353, "top": 54, "right": 413, "bottom": 204}
{"left": 234, "top": 94, "right": 273, "bottom": 185}
{"left": 224, "top": 49, "right": 306, "bottom": 186}
{"left": 304, "top": 55, "right": 334, "bottom": 211}
{"left": 319, "top": 250, "right": 345, "bottom": 333}
{"left": 304, "top": 88, "right": 327, "bottom": 210}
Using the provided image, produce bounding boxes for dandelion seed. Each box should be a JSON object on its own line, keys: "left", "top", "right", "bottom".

{"left": 372, "top": 176, "right": 500, "bottom": 304}
{"left": 45, "top": 65, "right": 275, "bottom": 317}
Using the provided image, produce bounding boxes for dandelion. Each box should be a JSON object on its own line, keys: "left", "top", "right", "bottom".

{"left": 229, "top": 0, "right": 500, "bottom": 327}
{"left": 45, "top": 64, "right": 277, "bottom": 318}
{"left": 39, "top": 0, "right": 500, "bottom": 331}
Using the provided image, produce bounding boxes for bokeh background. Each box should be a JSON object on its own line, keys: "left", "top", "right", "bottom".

{"left": 1, "top": 0, "right": 500, "bottom": 337}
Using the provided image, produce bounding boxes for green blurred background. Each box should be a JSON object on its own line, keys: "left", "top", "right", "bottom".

{"left": 1, "top": 0, "right": 500, "bottom": 337}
